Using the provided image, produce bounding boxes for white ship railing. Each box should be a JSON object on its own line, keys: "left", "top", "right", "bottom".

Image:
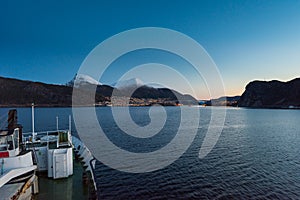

{"left": 22, "top": 129, "right": 72, "bottom": 148}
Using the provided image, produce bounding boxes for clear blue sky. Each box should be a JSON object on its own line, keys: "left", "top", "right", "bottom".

{"left": 1, "top": 0, "right": 300, "bottom": 99}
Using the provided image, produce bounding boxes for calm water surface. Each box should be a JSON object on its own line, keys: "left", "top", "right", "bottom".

{"left": 1, "top": 107, "right": 300, "bottom": 199}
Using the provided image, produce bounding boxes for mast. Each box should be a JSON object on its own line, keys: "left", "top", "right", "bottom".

{"left": 56, "top": 116, "right": 59, "bottom": 131}
{"left": 69, "top": 115, "right": 71, "bottom": 133}
{"left": 32, "top": 103, "right": 35, "bottom": 141}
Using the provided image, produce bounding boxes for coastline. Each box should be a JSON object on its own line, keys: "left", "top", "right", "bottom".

{"left": 1, "top": 104, "right": 299, "bottom": 110}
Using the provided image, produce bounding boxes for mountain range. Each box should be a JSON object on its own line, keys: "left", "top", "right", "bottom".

{"left": 2, "top": 74, "right": 299, "bottom": 108}
{"left": 0, "top": 76, "right": 198, "bottom": 107}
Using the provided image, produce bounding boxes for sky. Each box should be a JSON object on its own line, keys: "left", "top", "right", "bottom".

{"left": 1, "top": 0, "right": 300, "bottom": 99}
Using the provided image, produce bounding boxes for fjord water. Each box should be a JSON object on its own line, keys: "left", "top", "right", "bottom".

{"left": 1, "top": 107, "right": 300, "bottom": 199}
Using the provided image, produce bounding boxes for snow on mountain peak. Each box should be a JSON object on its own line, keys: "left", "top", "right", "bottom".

{"left": 68, "top": 74, "right": 102, "bottom": 88}
{"left": 114, "top": 78, "right": 144, "bottom": 89}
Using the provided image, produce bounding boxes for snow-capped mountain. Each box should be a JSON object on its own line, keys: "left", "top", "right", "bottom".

{"left": 67, "top": 74, "right": 102, "bottom": 88}
{"left": 113, "top": 78, "right": 144, "bottom": 89}
{"left": 145, "top": 83, "right": 166, "bottom": 88}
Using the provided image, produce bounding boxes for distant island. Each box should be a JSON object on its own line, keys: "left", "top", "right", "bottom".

{"left": 200, "top": 96, "right": 240, "bottom": 107}
{"left": 0, "top": 76, "right": 198, "bottom": 107}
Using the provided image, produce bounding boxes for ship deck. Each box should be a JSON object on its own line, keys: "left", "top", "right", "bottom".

{"left": 33, "top": 159, "right": 90, "bottom": 200}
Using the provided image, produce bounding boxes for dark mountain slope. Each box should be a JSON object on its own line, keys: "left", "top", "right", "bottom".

{"left": 0, "top": 76, "right": 198, "bottom": 106}
{"left": 238, "top": 78, "right": 300, "bottom": 108}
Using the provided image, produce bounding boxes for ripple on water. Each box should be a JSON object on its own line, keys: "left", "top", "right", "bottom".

{"left": 95, "top": 108, "right": 300, "bottom": 199}
{"left": 13, "top": 107, "right": 300, "bottom": 199}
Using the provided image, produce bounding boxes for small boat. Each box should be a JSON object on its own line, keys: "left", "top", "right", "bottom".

{"left": 0, "top": 106, "right": 98, "bottom": 199}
